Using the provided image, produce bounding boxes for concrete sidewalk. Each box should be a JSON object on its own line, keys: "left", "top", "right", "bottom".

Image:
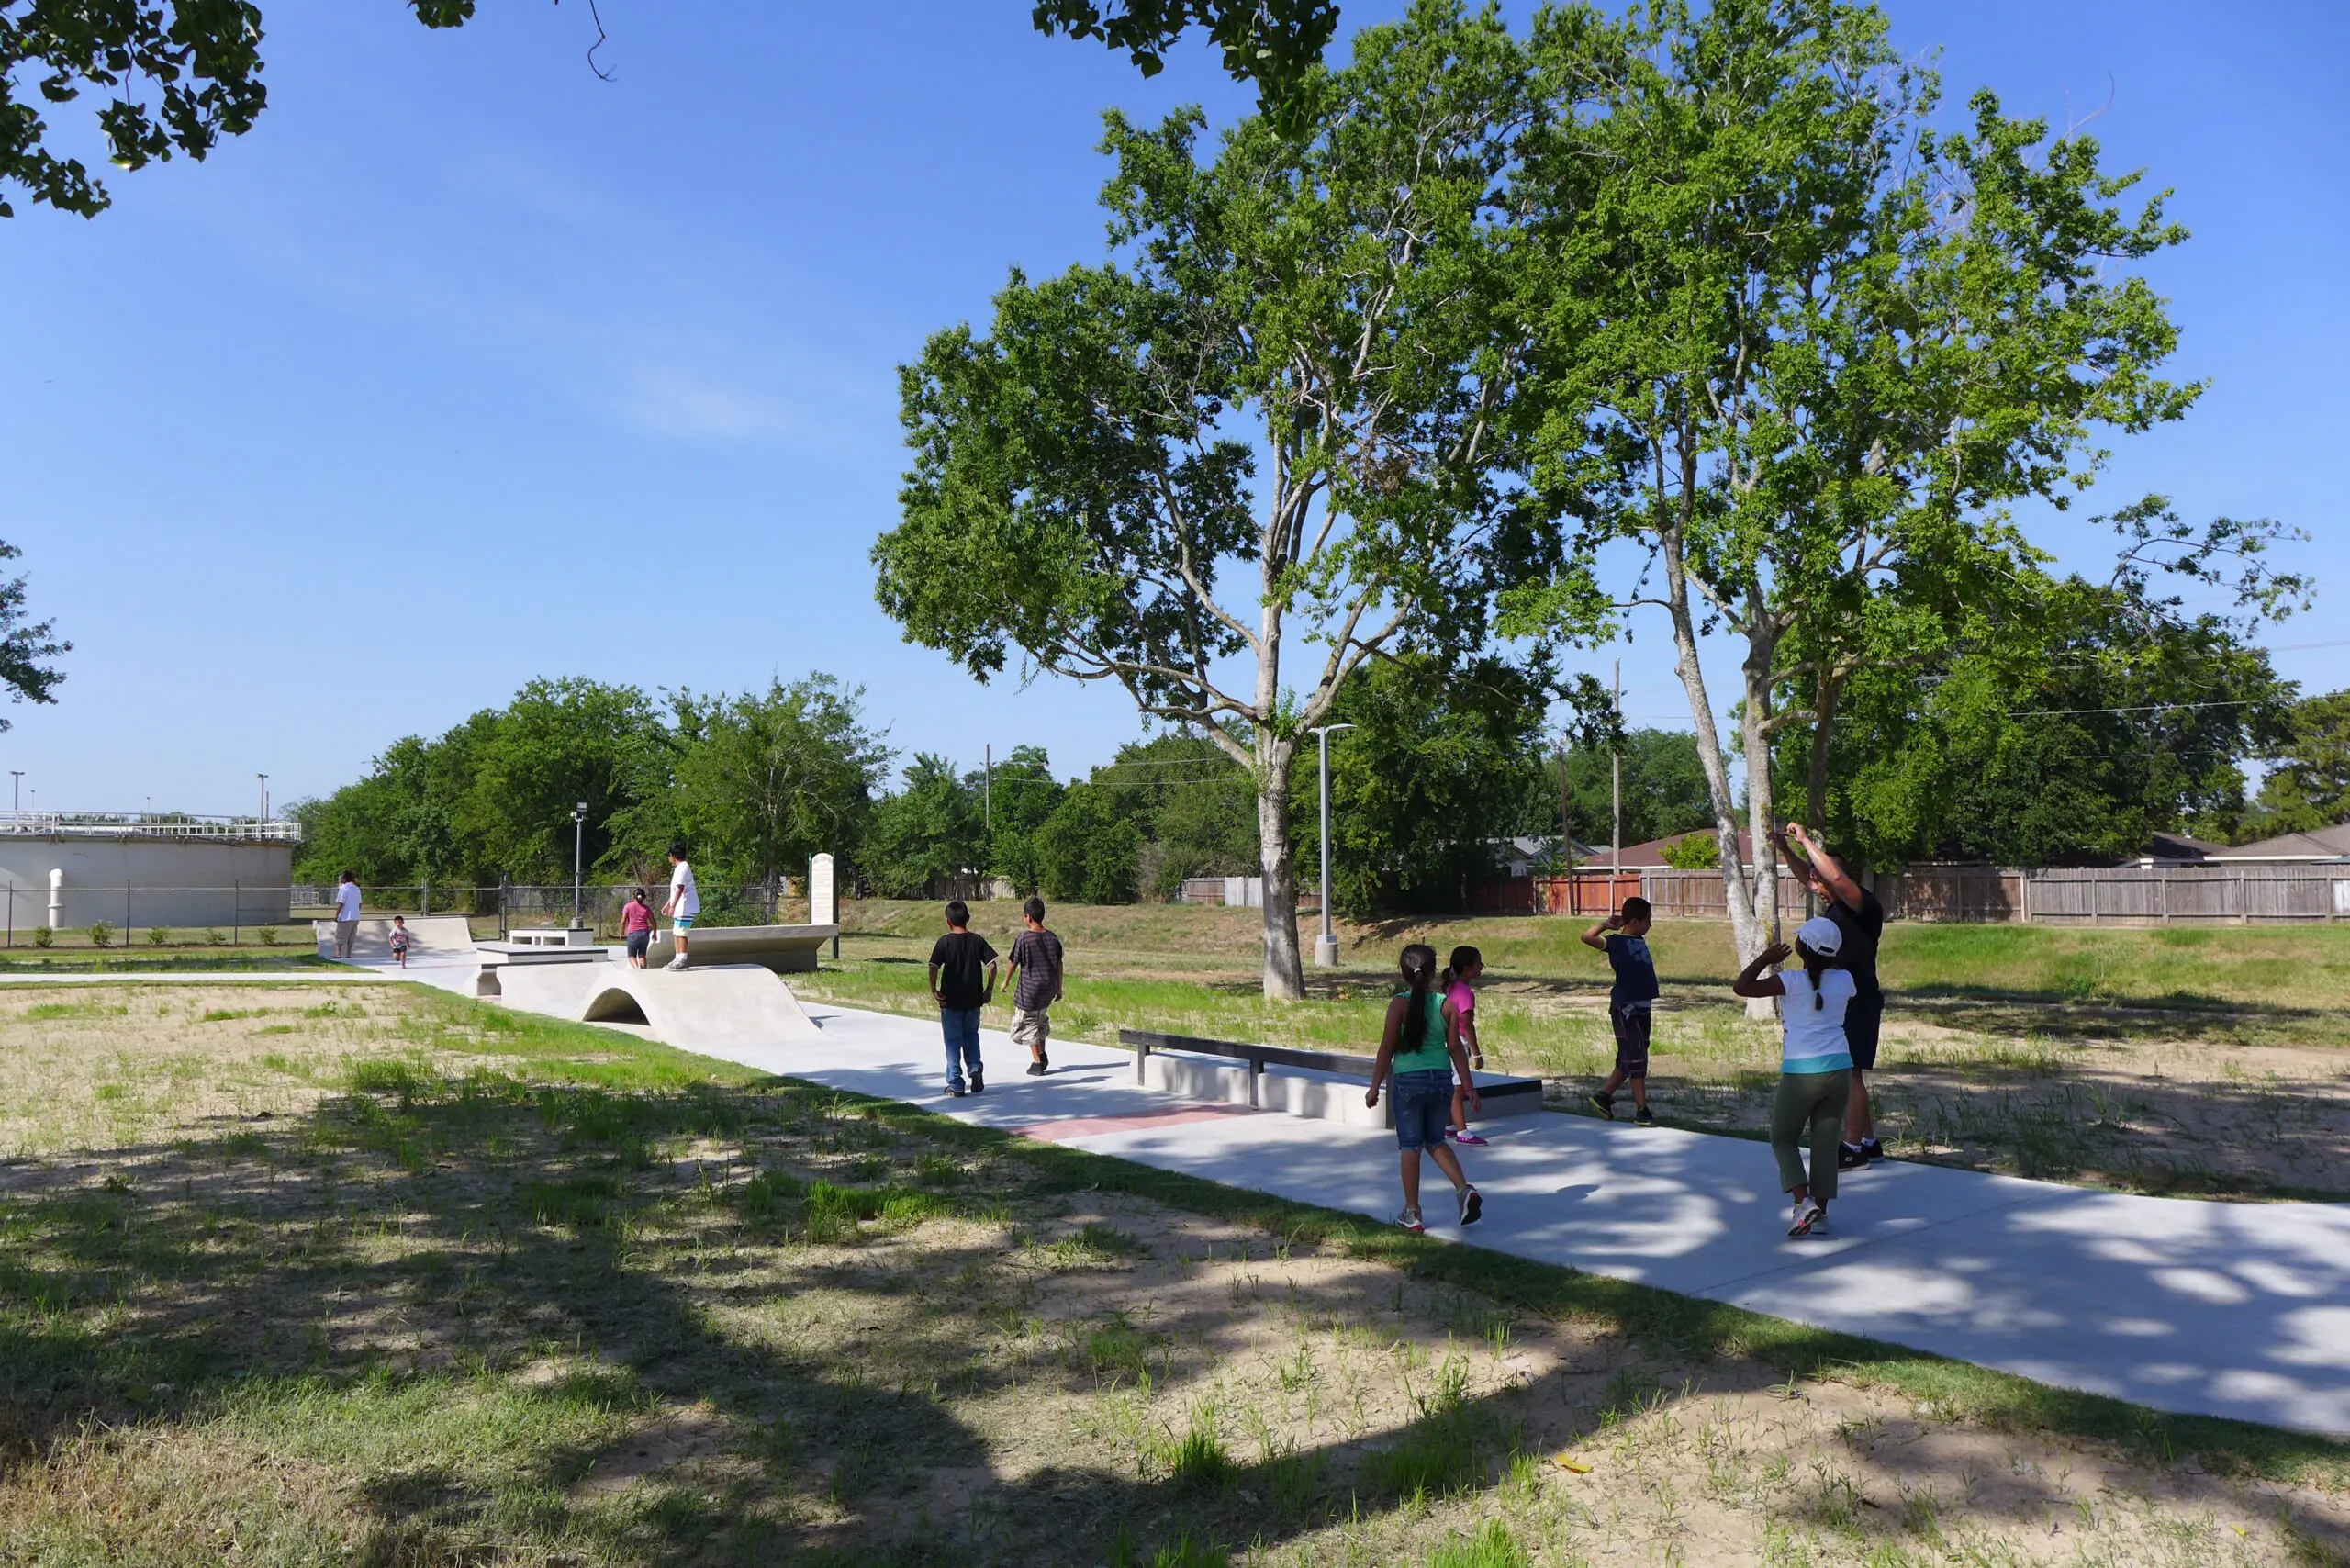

{"left": 708, "top": 1001, "right": 2350, "bottom": 1439}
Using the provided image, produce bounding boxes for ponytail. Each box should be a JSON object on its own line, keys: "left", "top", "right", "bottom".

{"left": 1801, "top": 944, "right": 1828, "bottom": 1009}
{"left": 1399, "top": 944, "right": 1438, "bottom": 1051}
{"left": 1438, "top": 945, "right": 1483, "bottom": 991}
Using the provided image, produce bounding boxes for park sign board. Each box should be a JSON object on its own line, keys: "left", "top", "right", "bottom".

{"left": 809, "top": 853, "right": 836, "bottom": 928}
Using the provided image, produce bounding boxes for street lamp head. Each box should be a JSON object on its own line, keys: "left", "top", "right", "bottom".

{"left": 574, "top": 801, "right": 588, "bottom": 819}
{"left": 1308, "top": 722, "right": 1357, "bottom": 738}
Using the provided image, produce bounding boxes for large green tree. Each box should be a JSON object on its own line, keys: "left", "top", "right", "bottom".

{"left": 1558, "top": 728, "right": 1712, "bottom": 854}
{"left": 668, "top": 676, "right": 890, "bottom": 887}
{"left": 1512, "top": 0, "right": 2201, "bottom": 982}
{"left": 876, "top": 3, "right": 1571, "bottom": 998}
{"left": 2242, "top": 690, "right": 2350, "bottom": 841}
{"left": 858, "top": 755, "right": 986, "bottom": 899}
{"left": 1318, "top": 655, "right": 1551, "bottom": 914}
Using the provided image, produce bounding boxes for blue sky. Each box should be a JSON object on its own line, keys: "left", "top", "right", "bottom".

{"left": 0, "top": 0, "right": 2343, "bottom": 815}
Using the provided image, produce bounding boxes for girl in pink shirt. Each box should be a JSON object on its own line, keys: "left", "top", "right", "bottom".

{"left": 1443, "top": 946, "right": 1487, "bottom": 1146}
{"left": 621, "top": 888, "right": 655, "bottom": 969}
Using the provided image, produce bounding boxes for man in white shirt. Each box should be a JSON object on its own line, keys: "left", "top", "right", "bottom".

{"left": 662, "top": 843, "right": 699, "bottom": 970}
{"left": 332, "top": 872, "right": 364, "bottom": 959}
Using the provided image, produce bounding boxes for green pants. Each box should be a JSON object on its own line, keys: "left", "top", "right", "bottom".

{"left": 1771, "top": 1069, "right": 1851, "bottom": 1201}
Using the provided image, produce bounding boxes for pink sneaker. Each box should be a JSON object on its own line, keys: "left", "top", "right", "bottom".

{"left": 1450, "top": 1129, "right": 1489, "bottom": 1147}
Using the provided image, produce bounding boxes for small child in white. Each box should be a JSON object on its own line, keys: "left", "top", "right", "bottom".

{"left": 388, "top": 914, "right": 411, "bottom": 969}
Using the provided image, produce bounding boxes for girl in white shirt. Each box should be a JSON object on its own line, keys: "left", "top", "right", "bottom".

{"left": 1733, "top": 915, "right": 1855, "bottom": 1238}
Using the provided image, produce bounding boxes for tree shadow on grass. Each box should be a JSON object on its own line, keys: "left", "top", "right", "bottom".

{"left": 4, "top": 1069, "right": 2347, "bottom": 1564}
{"left": 0, "top": 1073, "right": 1673, "bottom": 1564}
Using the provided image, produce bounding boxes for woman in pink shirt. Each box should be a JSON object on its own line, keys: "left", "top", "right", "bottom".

{"left": 621, "top": 888, "right": 655, "bottom": 969}
{"left": 1443, "top": 946, "right": 1487, "bottom": 1146}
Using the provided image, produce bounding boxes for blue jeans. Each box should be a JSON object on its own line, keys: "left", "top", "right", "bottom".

{"left": 941, "top": 1007, "right": 983, "bottom": 1091}
{"left": 1392, "top": 1069, "right": 1455, "bottom": 1151}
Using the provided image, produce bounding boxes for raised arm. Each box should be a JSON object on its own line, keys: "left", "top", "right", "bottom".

{"left": 1783, "top": 822, "right": 1864, "bottom": 912}
{"left": 1579, "top": 913, "right": 1620, "bottom": 953}
{"left": 1732, "top": 941, "right": 1793, "bottom": 999}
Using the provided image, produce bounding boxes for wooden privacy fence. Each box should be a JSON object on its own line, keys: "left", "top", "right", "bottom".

{"left": 2025, "top": 865, "right": 2350, "bottom": 924}
{"left": 1472, "top": 861, "right": 2350, "bottom": 924}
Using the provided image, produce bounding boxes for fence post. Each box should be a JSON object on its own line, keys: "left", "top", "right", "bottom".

{"left": 126, "top": 881, "right": 133, "bottom": 944}
{"left": 232, "top": 879, "right": 240, "bottom": 946}
{"left": 2159, "top": 868, "right": 2168, "bottom": 924}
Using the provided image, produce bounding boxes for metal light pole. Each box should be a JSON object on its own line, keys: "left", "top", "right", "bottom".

{"left": 257, "top": 773, "right": 269, "bottom": 823}
{"left": 8, "top": 772, "right": 20, "bottom": 812}
{"left": 571, "top": 802, "right": 588, "bottom": 929}
{"left": 1309, "top": 722, "right": 1355, "bottom": 967}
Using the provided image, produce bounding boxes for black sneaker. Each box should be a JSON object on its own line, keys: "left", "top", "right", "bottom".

{"left": 1837, "top": 1142, "right": 1868, "bottom": 1170}
{"left": 1588, "top": 1092, "right": 1617, "bottom": 1120}
{"left": 1861, "top": 1138, "right": 1885, "bottom": 1163}
{"left": 969, "top": 1066, "right": 985, "bottom": 1094}
{"left": 1633, "top": 1106, "right": 1656, "bottom": 1127}
{"left": 948, "top": 1085, "right": 968, "bottom": 1098}
{"left": 1024, "top": 1061, "right": 1047, "bottom": 1076}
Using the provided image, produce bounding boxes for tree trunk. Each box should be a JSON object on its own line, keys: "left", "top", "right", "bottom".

{"left": 1659, "top": 527, "right": 1764, "bottom": 965}
{"left": 1256, "top": 752, "right": 1305, "bottom": 1001}
{"left": 1740, "top": 605, "right": 1785, "bottom": 966}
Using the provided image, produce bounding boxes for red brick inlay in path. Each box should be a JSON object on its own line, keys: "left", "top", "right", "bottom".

{"left": 1014, "top": 1103, "right": 1260, "bottom": 1143}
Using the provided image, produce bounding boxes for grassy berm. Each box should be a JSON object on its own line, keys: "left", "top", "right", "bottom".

{"left": 0, "top": 981, "right": 2344, "bottom": 1565}
{"left": 796, "top": 902, "right": 2350, "bottom": 1202}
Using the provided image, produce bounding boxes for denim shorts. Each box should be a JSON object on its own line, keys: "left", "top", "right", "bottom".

{"left": 1391, "top": 1069, "right": 1455, "bottom": 1152}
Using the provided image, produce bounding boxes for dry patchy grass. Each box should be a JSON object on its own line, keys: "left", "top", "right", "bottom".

{"left": 1, "top": 988, "right": 2346, "bottom": 1564}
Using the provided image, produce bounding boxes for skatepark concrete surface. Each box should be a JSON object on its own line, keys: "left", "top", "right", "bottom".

{"left": 19, "top": 946, "right": 2349, "bottom": 1438}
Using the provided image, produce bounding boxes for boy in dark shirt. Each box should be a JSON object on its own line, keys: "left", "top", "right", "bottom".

{"left": 1003, "top": 896, "right": 1064, "bottom": 1076}
{"left": 1580, "top": 896, "right": 1660, "bottom": 1126}
{"left": 927, "top": 900, "right": 998, "bottom": 1097}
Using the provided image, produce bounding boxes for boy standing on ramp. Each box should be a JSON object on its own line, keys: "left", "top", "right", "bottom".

{"left": 663, "top": 843, "right": 699, "bottom": 970}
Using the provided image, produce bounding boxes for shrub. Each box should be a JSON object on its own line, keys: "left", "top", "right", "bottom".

{"left": 205, "top": 928, "right": 226, "bottom": 946}
{"left": 1660, "top": 831, "right": 1719, "bottom": 870}
{"left": 87, "top": 922, "right": 113, "bottom": 948}
{"left": 30, "top": 925, "right": 51, "bottom": 948}
{"left": 255, "top": 925, "right": 279, "bottom": 946}
{"left": 147, "top": 925, "right": 171, "bottom": 946}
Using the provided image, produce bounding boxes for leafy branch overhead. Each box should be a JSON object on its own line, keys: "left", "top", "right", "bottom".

{"left": 1031, "top": 0, "right": 1343, "bottom": 132}
{"left": 0, "top": 0, "right": 510, "bottom": 218}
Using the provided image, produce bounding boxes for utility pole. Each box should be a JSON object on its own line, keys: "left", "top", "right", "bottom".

{"left": 1308, "top": 723, "right": 1355, "bottom": 967}
{"left": 1610, "top": 659, "right": 1622, "bottom": 890}
{"left": 983, "top": 745, "right": 992, "bottom": 841}
{"left": 257, "top": 773, "right": 269, "bottom": 823}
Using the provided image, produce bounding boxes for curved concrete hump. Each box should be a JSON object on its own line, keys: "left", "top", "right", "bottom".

{"left": 314, "top": 915, "right": 476, "bottom": 961}
{"left": 570, "top": 965, "right": 824, "bottom": 1048}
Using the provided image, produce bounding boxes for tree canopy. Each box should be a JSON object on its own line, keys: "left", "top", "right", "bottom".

{"left": 1031, "top": 0, "right": 1342, "bottom": 133}
{"left": 877, "top": 2, "right": 1576, "bottom": 997}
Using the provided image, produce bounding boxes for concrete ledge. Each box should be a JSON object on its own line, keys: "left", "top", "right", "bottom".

{"left": 1142, "top": 1046, "right": 1542, "bottom": 1128}
{"left": 647, "top": 924, "right": 839, "bottom": 973}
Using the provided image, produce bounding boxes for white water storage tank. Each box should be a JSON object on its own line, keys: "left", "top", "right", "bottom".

{"left": 0, "top": 815, "right": 298, "bottom": 934}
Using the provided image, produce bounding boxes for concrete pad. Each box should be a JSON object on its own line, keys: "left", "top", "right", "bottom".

{"left": 311, "top": 915, "right": 474, "bottom": 962}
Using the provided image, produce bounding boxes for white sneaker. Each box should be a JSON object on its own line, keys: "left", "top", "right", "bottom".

{"left": 664, "top": 956, "right": 688, "bottom": 970}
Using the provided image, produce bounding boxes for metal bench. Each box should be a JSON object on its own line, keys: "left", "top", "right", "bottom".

{"left": 1119, "top": 1028, "right": 1546, "bottom": 1122}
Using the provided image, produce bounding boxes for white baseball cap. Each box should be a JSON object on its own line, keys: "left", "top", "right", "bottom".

{"left": 1795, "top": 915, "right": 1844, "bottom": 957}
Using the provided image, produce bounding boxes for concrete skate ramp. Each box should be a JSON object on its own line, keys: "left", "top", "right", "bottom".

{"left": 494, "top": 959, "right": 823, "bottom": 1051}
{"left": 314, "top": 914, "right": 476, "bottom": 962}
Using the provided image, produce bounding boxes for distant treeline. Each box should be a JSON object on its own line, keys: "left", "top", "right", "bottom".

{"left": 293, "top": 660, "right": 2349, "bottom": 914}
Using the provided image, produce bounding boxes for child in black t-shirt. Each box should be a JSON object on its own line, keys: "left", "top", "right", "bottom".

{"left": 1579, "top": 896, "right": 1659, "bottom": 1126}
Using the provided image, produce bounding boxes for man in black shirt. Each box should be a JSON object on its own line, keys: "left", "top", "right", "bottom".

{"left": 1780, "top": 822, "right": 1886, "bottom": 1167}
{"left": 927, "top": 900, "right": 998, "bottom": 1097}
